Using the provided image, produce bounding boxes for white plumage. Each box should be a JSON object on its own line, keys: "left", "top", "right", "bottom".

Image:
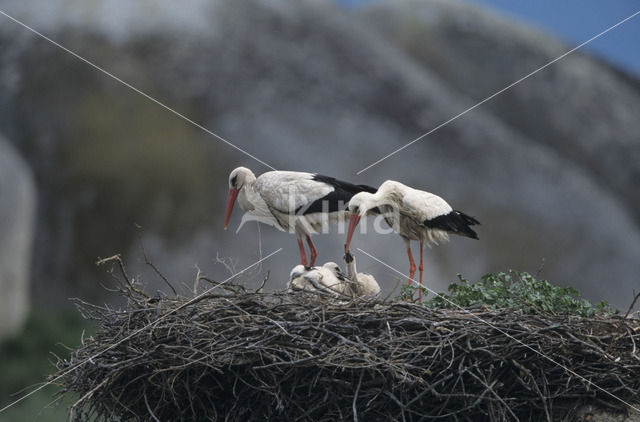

{"left": 224, "top": 167, "right": 375, "bottom": 266}
{"left": 254, "top": 171, "right": 341, "bottom": 235}
{"left": 345, "top": 180, "right": 479, "bottom": 301}
{"left": 288, "top": 262, "right": 351, "bottom": 296}
{"left": 344, "top": 251, "right": 380, "bottom": 296}
{"left": 288, "top": 258, "right": 380, "bottom": 298}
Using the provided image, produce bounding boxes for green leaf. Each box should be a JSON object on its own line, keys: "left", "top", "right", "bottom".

{"left": 417, "top": 270, "right": 617, "bottom": 316}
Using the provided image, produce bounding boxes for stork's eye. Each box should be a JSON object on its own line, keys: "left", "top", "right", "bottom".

{"left": 352, "top": 206, "right": 359, "bottom": 214}
{"left": 231, "top": 175, "right": 238, "bottom": 187}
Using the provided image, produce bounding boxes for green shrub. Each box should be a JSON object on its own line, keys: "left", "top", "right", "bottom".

{"left": 401, "top": 270, "right": 615, "bottom": 317}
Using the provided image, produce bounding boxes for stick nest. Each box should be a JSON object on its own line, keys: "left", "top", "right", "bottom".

{"left": 56, "top": 267, "right": 640, "bottom": 421}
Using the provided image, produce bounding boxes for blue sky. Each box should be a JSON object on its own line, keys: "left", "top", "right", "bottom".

{"left": 340, "top": 0, "right": 640, "bottom": 77}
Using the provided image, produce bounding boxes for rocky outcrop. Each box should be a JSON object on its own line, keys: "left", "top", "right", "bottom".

{"left": 358, "top": 0, "right": 640, "bottom": 225}
{"left": 1, "top": 0, "right": 640, "bottom": 309}
{"left": 0, "top": 135, "right": 35, "bottom": 339}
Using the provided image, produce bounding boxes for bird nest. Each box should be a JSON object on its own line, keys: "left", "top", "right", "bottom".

{"left": 55, "top": 262, "right": 640, "bottom": 421}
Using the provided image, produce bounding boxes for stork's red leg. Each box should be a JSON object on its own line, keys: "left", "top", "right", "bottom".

{"left": 402, "top": 239, "right": 417, "bottom": 302}
{"left": 306, "top": 235, "right": 318, "bottom": 267}
{"left": 405, "top": 239, "right": 416, "bottom": 285}
{"left": 297, "top": 237, "right": 309, "bottom": 267}
{"left": 418, "top": 242, "right": 424, "bottom": 303}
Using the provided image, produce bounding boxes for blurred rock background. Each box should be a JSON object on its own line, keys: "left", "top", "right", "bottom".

{"left": 1, "top": 0, "right": 639, "bottom": 419}
{"left": 0, "top": 136, "right": 35, "bottom": 339}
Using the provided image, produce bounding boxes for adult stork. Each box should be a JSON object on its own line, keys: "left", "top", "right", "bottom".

{"left": 224, "top": 167, "right": 376, "bottom": 267}
{"left": 344, "top": 180, "right": 479, "bottom": 301}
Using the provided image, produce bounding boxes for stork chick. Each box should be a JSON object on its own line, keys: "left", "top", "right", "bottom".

{"left": 344, "top": 250, "right": 380, "bottom": 296}
{"left": 288, "top": 262, "right": 352, "bottom": 296}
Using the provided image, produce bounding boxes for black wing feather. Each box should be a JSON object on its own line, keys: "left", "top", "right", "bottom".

{"left": 424, "top": 210, "right": 480, "bottom": 239}
{"left": 296, "top": 174, "right": 377, "bottom": 215}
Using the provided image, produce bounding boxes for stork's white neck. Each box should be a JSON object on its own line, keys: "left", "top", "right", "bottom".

{"left": 346, "top": 255, "right": 358, "bottom": 281}
{"left": 237, "top": 178, "right": 259, "bottom": 212}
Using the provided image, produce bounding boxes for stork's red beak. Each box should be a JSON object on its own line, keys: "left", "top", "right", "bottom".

{"left": 223, "top": 188, "right": 239, "bottom": 230}
{"left": 345, "top": 214, "right": 361, "bottom": 252}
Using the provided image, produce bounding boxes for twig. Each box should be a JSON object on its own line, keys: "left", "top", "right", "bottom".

{"left": 353, "top": 370, "right": 364, "bottom": 422}
{"left": 193, "top": 265, "right": 202, "bottom": 296}
{"left": 144, "top": 390, "right": 161, "bottom": 422}
{"left": 138, "top": 234, "right": 178, "bottom": 296}
{"left": 96, "top": 254, "right": 150, "bottom": 299}
{"left": 383, "top": 277, "right": 403, "bottom": 302}
{"left": 68, "top": 377, "right": 109, "bottom": 422}
{"left": 255, "top": 270, "right": 270, "bottom": 293}
{"left": 624, "top": 291, "right": 640, "bottom": 319}
{"left": 216, "top": 253, "right": 237, "bottom": 275}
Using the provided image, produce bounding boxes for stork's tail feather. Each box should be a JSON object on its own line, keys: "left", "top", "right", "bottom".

{"left": 456, "top": 210, "right": 480, "bottom": 227}
{"left": 424, "top": 210, "right": 480, "bottom": 239}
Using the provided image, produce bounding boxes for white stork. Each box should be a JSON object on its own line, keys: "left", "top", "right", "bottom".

{"left": 344, "top": 250, "right": 380, "bottom": 296}
{"left": 344, "top": 180, "right": 479, "bottom": 301}
{"left": 288, "top": 262, "right": 351, "bottom": 296}
{"left": 224, "top": 167, "right": 376, "bottom": 267}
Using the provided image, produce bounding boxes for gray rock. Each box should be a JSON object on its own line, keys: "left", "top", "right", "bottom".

{"left": 1, "top": 0, "right": 640, "bottom": 310}
{"left": 0, "top": 135, "right": 35, "bottom": 339}
{"left": 358, "top": 0, "right": 640, "bottom": 223}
